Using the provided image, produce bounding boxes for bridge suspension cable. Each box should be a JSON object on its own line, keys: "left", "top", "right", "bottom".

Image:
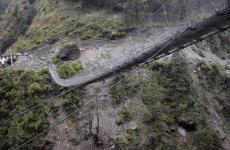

{"left": 15, "top": 17, "right": 189, "bottom": 149}
{"left": 13, "top": 0, "right": 230, "bottom": 149}
{"left": 16, "top": 21, "right": 230, "bottom": 148}
{"left": 0, "top": 0, "right": 186, "bottom": 125}
{"left": 49, "top": 0, "right": 228, "bottom": 87}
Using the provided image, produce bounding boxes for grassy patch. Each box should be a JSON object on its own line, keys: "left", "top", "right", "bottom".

{"left": 58, "top": 61, "right": 83, "bottom": 79}
{"left": 198, "top": 49, "right": 206, "bottom": 58}
{"left": 53, "top": 53, "right": 60, "bottom": 64}
{"left": 110, "top": 73, "right": 139, "bottom": 106}
{"left": 61, "top": 88, "right": 82, "bottom": 114}
{"left": 2, "top": 0, "right": 134, "bottom": 53}
{"left": 116, "top": 107, "right": 132, "bottom": 125}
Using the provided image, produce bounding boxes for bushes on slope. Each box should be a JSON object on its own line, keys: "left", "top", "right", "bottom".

{"left": 58, "top": 61, "right": 83, "bottom": 79}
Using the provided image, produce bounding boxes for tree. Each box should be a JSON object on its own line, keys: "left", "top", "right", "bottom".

{"left": 7, "top": 119, "right": 24, "bottom": 150}
{"left": 193, "top": 127, "right": 221, "bottom": 150}
{"left": 168, "top": 52, "right": 194, "bottom": 101}
{"left": 126, "top": 0, "right": 143, "bottom": 25}
{"left": 142, "top": 80, "right": 166, "bottom": 121}
{"left": 28, "top": 82, "right": 42, "bottom": 98}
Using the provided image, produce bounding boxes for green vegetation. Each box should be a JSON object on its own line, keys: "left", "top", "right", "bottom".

{"left": 61, "top": 88, "right": 82, "bottom": 114}
{"left": 198, "top": 61, "right": 227, "bottom": 89}
{"left": 7, "top": 119, "right": 24, "bottom": 150}
{"left": 53, "top": 53, "right": 60, "bottom": 64}
{"left": 58, "top": 61, "right": 83, "bottom": 79}
{"left": 125, "top": 129, "right": 141, "bottom": 149}
{"left": 0, "top": 0, "right": 229, "bottom": 149}
{"left": 75, "top": 18, "right": 127, "bottom": 40}
{"left": 193, "top": 127, "right": 221, "bottom": 150}
{"left": 116, "top": 107, "right": 132, "bottom": 125}
{"left": 50, "top": 102, "right": 59, "bottom": 118}
{"left": 110, "top": 73, "right": 138, "bottom": 105}
{"left": 0, "top": 68, "right": 52, "bottom": 150}
{"left": 114, "top": 53, "right": 221, "bottom": 149}
{"left": 0, "top": 0, "right": 167, "bottom": 54}
{"left": 61, "top": 42, "right": 73, "bottom": 49}
{"left": 0, "top": 67, "right": 84, "bottom": 149}
{"left": 211, "top": 62, "right": 225, "bottom": 77}
{"left": 210, "top": 31, "right": 230, "bottom": 59}
{"left": 0, "top": 0, "right": 37, "bottom": 54}
{"left": 198, "top": 61, "right": 230, "bottom": 129}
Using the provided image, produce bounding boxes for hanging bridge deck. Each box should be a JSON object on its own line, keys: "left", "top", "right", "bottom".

{"left": 49, "top": 0, "right": 230, "bottom": 87}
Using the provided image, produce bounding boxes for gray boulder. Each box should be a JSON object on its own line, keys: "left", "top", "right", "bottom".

{"left": 58, "top": 43, "right": 80, "bottom": 61}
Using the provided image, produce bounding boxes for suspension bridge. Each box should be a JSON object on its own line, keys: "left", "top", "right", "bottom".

{"left": 49, "top": 0, "right": 230, "bottom": 87}
{"left": 1, "top": 0, "right": 229, "bottom": 149}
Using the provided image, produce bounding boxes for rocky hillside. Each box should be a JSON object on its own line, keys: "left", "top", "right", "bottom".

{"left": 0, "top": 0, "right": 230, "bottom": 150}
{"left": 0, "top": 0, "right": 166, "bottom": 55}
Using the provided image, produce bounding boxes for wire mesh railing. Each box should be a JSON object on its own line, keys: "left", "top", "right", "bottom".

{"left": 49, "top": 0, "right": 228, "bottom": 87}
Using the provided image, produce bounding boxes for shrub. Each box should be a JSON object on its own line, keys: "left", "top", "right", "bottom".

{"left": 110, "top": 73, "right": 139, "bottom": 106}
{"left": 116, "top": 108, "right": 132, "bottom": 125}
{"left": 125, "top": 129, "right": 141, "bottom": 148}
{"left": 58, "top": 61, "right": 83, "bottom": 79}
{"left": 111, "top": 83, "right": 123, "bottom": 105}
{"left": 151, "top": 60, "right": 169, "bottom": 71}
{"left": 50, "top": 103, "right": 59, "bottom": 118}
{"left": 28, "top": 82, "right": 42, "bottom": 98}
{"left": 198, "top": 49, "right": 206, "bottom": 58}
{"left": 211, "top": 62, "right": 225, "bottom": 77}
{"left": 199, "top": 61, "right": 210, "bottom": 71}
{"left": 53, "top": 53, "right": 60, "bottom": 64}
{"left": 61, "top": 89, "right": 82, "bottom": 113}
{"left": 61, "top": 42, "right": 72, "bottom": 50}
{"left": 193, "top": 127, "right": 221, "bottom": 150}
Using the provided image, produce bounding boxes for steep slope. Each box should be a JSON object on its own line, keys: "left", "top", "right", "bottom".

{"left": 0, "top": 0, "right": 167, "bottom": 55}
{"left": 0, "top": 0, "right": 230, "bottom": 150}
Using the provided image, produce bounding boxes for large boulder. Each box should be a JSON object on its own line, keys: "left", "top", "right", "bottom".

{"left": 58, "top": 43, "right": 80, "bottom": 61}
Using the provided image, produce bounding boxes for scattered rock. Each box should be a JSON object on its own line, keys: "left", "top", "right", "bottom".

{"left": 177, "top": 127, "right": 187, "bottom": 137}
{"left": 126, "top": 122, "right": 137, "bottom": 131}
{"left": 220, "top": 131, "right": 226, "bottom": 140}
{"left": 79, "top": 48, "right": 86, "bottom": 51}
{"left": 59, "top": 43, "right": 81, "bottom": 61}
{"left": 170, "top": 125, "right": 177, "bottom": 132}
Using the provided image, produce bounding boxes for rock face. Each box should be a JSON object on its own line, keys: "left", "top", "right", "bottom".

{"left": 58, "top": 43, "right": 81, "bottom": 61}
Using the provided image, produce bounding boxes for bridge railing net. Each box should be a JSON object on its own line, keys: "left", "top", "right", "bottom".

{"left": 50, "top": 0, "right": 227, "bottom": 86}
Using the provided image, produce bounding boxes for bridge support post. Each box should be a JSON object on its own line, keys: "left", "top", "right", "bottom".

{"left": 184, "top": 0, "right": 191, "bottom": 26}
{"left": 10, "top": 46, "right": 13, "bottom": 68}
{"left": 163, "top": 5, "right": 169, "bottom": 25}
{"left": 113, "top": 68, "right": 116, "bottom": 76}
